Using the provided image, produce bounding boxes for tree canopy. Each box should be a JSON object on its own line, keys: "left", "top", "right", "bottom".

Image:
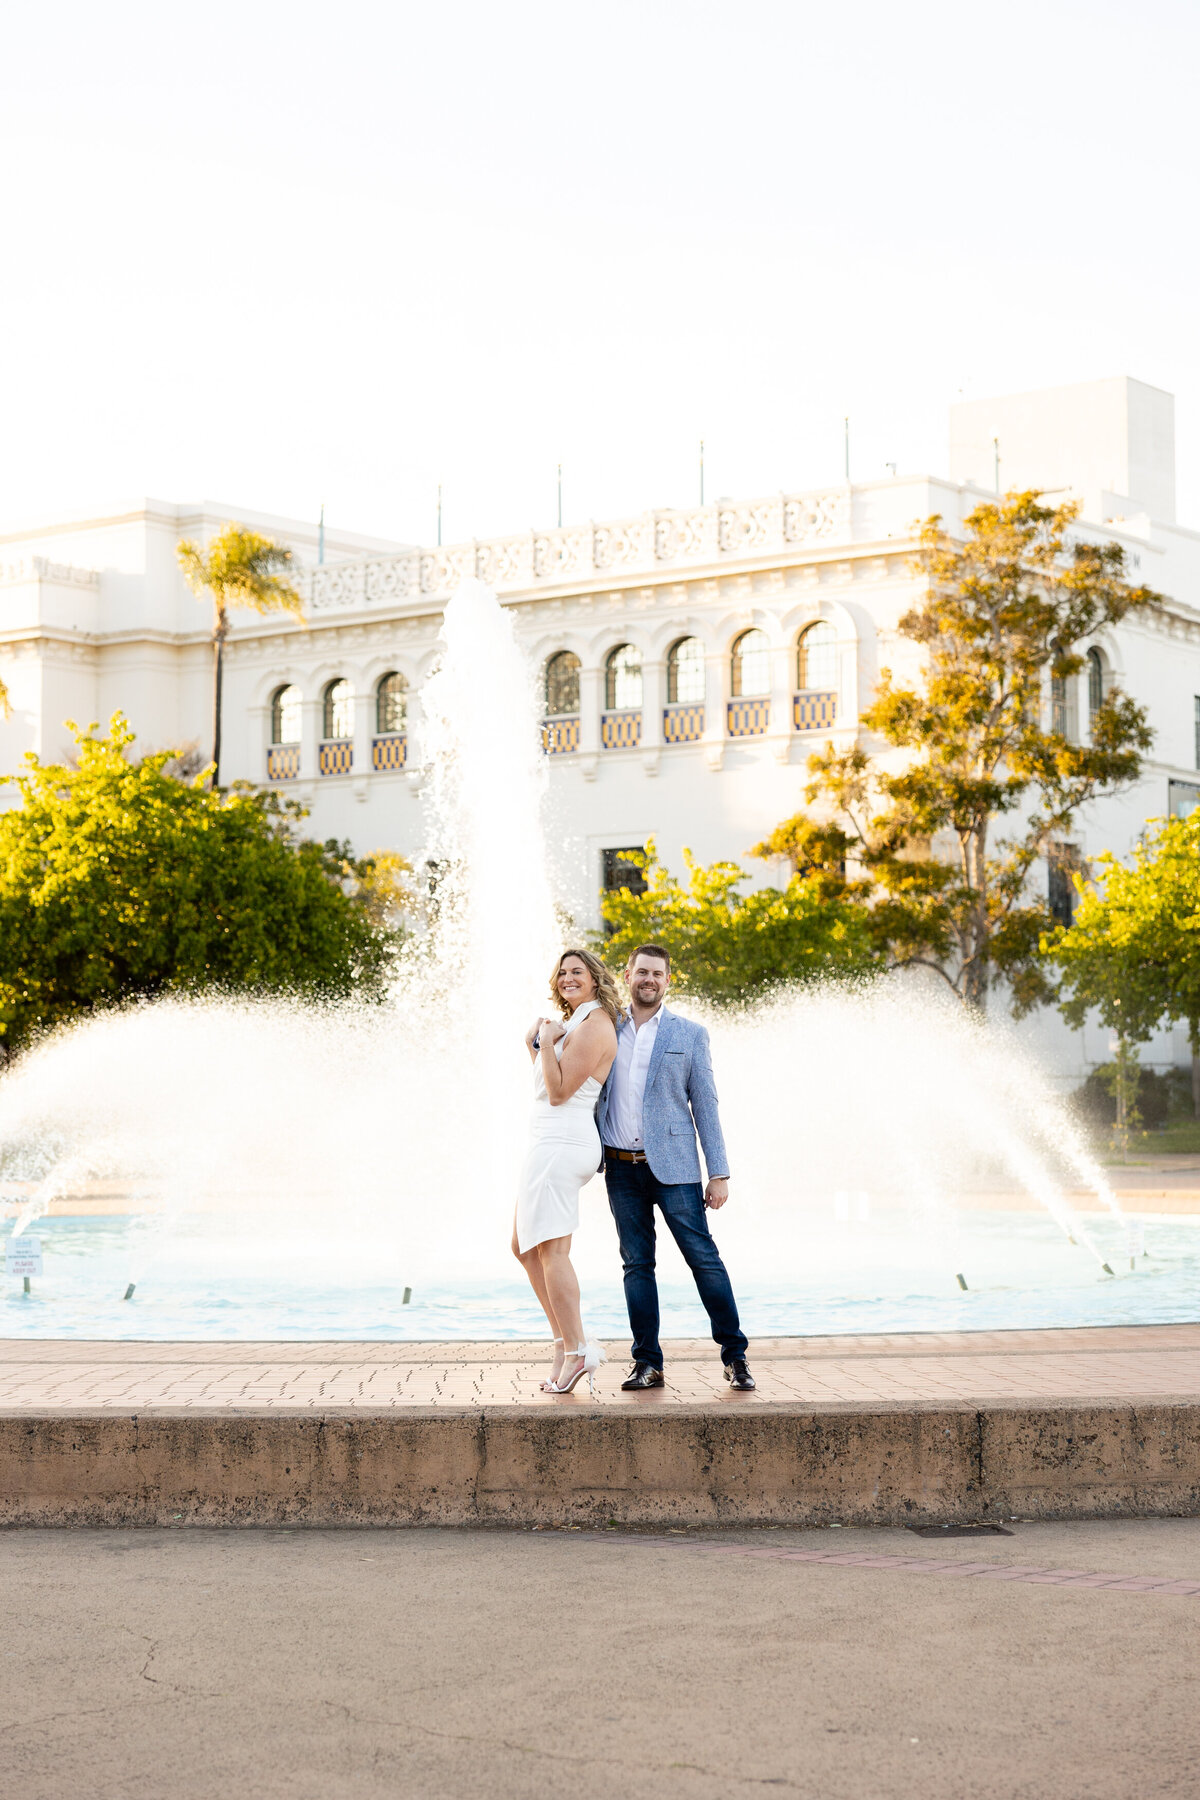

{"left": 596, "top": 841, "right": 878, "bottom": 1005}
{"left": 176, "top": 523, "right": 304, "bottom": 629}
{"left": 0, "top": 715, "right": 405, "bottom": 1052}
{"left": 755, "top": 491, "right": 1162, "bottom": 1011}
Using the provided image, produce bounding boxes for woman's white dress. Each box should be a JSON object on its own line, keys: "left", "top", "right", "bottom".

{"left": 516, "top": 999, "right": 604, "bottom": 1253}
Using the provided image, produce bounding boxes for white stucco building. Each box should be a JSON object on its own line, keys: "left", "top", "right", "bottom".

{"left": 3, "top": 377, "right": 1199, "bottom": 1078}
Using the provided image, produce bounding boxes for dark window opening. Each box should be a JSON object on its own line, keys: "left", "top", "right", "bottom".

{"left": 1048, "top": 847, "right": 1082, "bottom": 928}
{"left": 601, "top": 847, "right": 647, "bottom": 934}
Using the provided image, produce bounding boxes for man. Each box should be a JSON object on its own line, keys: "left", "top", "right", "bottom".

{"left": 597, "top": 943, "right": 754, "bottom": 1392}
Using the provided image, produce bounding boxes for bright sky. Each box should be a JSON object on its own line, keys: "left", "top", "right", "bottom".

{"left": 3, "top": 0, "right": 1198, "bottom": 547}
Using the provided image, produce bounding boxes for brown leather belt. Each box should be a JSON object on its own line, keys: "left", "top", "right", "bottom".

{"left": 604, "top": 1146, "right": 648, "bottom": 1164}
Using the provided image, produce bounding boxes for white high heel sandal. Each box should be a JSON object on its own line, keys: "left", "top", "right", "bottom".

{"left": 552, "top": 1342, "right": 606, "bottom": 1397}
{"left": 539, "top": 1339, "right": 566, "bottom": 1392}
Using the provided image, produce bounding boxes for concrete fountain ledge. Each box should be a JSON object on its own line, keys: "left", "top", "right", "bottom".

{"left": 1, "top": 1325, "right": 1199, "bottom": 1528}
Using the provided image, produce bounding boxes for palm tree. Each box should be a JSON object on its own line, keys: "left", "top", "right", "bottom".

{"left": 177, "top": 523, "right": 304, "bottom": 788}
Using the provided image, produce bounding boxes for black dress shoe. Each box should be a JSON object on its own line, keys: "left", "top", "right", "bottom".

{"left": 621, "top": 1363, "right": 665, "bottom": 1390}
{"left": 723, "top": 1358, "right": 756, "bottom": 1391}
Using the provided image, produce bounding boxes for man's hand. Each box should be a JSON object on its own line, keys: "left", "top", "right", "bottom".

{"left": 704, "top": 1178, "right": 729, "bottom": 1210}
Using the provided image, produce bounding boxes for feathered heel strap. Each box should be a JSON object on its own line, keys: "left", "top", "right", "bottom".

{"left": 551, "top": 1342, "right": 605, "bottom": 1395}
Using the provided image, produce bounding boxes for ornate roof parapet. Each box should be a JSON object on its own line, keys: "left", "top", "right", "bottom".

{"left": 292, "top": 487, "right": 853, "bottom": 614}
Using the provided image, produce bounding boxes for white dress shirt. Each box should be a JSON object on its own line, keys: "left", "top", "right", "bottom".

{"left": 605, "top": 1008, "right": 661, "bottom": 1150}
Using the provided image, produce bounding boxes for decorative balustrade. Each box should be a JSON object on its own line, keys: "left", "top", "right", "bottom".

{"left": 372, "top": 734, "right": 408, "bottom": 771}
{"left": 662, "top": 703, "right": 705, "bottom": 743}
{"left": 792, "top": 690, "right": 838, "bottom": 731}
{"left": 541, "top": 716, "right": 580, "bottom": 755}
{"left": 318, "top": 739, "right": 353, "bottom": 775}
{"left": 601, "top": 709, "right": 642, "bottom": 749}
{"left": 727, "top": 698, "right": 771, "bottom": 737}
{"left": 294, "top": 485, "right": 852, "bottom": 613}
{"left": 266, "top": 743, "right": 300, "bottom": 781}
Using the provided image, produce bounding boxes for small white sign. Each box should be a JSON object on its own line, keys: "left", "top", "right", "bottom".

{"left": 6, "top": 1237, "right": 43, "bottom": 1278}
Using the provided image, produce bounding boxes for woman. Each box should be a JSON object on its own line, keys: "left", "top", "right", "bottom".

{"left": 512, "top": 948, "right": 621, "bottom": 1395}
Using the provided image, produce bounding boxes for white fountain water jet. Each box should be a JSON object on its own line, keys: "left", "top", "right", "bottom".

{"left": 698, "top": 986, "right": 1113, "bottom": 1287}
{"left": 410, "top": 577, "right": 561, "bottom": 1164}
{"left": 0, "top": 581, "right": 1137, "bottom": 1332}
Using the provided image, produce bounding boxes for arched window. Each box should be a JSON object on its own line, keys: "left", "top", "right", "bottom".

{"left": 1050, "top": 670, "right": 1078, "bottom": 741}
{"left": 667, "top": 637, "right": 706, "bottom": 705}
{"left": 1087, "top": 648, "right": 1106, "bottom": 722}
{"left": 544, "top": 650, "right": 580, "bottom": 716}
{"left": 731, "top": 628, "right": 771, "bottom": 698}
{"left": 271, "top": 684, "right": 301, "bottom": 745}
{"left": 322, "top": 678, "right": 352, "bottom": 740}
{"left": 605, "top": 644, "right": 643, "bottom": 711}
{"left": 797, "top": 620, "right": 837, "bottom": 691}
{"left": 376, "top": 671, "right": 407, "bottom": 735}
{"left": 1050, "top": 673, "right": 1068, "bottom": 737}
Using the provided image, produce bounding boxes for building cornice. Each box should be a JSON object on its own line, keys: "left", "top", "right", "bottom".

{"left": 0, "top": 503, "right": 188, "bottom": 547}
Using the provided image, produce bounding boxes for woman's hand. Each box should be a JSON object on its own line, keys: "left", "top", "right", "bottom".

{"left": 538, "top": 1016, "right": 566, "bottom": 1045}
{"left": 524, "top": 1019, "right": 542, "bottom": 1052}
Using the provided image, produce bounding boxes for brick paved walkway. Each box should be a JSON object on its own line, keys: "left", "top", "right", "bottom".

{"left": 2, "top": 1322, "right": 1198, "bottom": 1413}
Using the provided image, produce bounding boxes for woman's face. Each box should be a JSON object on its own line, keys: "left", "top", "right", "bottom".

{"left": 557, "top": 956, "right": 597, "bottom": 1010}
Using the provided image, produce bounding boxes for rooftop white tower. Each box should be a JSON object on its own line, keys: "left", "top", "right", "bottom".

{"left": 949, "top": 376, "right": 1176, "bottom": 525}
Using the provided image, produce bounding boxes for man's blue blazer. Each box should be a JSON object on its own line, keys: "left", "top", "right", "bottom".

{"left": 596, "top": 1006, "right": 730, "bottom": 1185}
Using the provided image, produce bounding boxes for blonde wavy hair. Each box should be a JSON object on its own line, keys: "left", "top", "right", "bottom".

{"left": 549, "top": 947, "right": 624, "bottom": 1027}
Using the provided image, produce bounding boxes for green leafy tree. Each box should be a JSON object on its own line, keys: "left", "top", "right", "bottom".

{"left": 755, "top": 492, "right": 1162, "bottom": 1012}
{"left": 596, "top": 841, "right": 878, "bottom": 1006}
{"left": 1048, "top": 809, "right": 1200, "bottom": 1131}
{"left": 1045, "top": 885, "right": 1166, "bottom": 1160}
{"left": 0, "top": 716, "right": 402, "bottom": 1052}
{"left": 177, "top": 522, "right": 304, "bottom": 788}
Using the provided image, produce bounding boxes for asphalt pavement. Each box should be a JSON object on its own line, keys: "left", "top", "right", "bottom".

{"left": 2, "top": 1518, "right": 1198, "bottom": 1799}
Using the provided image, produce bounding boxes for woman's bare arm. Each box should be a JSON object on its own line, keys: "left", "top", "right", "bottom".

{"left": 542, "top": 1012, "right": 617, "bottom": 1105}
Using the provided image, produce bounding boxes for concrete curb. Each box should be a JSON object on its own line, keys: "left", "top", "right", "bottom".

{"left": 2, "top": 1402, "right": 1199, "bottom": 1526}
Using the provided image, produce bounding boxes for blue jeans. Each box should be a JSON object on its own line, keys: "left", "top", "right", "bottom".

{"left": 604, "top": 1155, "right": 748, "bottom": 1369}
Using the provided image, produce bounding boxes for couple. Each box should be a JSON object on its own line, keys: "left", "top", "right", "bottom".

{"left": 511, "top": 943, "right": 754, "bottom": 1397}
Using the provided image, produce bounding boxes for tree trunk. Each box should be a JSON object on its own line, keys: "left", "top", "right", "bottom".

{"left": 961, "top": 825, "right": 988, "bottom": 1013}
{"left": 1111, "top": 1035, "right": 1141, "bottom": 1163}
{"left": 1191, "top": 1017, "right": 1200, "bottom": 1120}
{"left": 211, "top": 617, "right": 226, "bottom": 790}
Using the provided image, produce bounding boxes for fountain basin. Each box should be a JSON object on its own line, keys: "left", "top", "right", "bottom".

{"left": 3, "top": 1208, "right": 1199, "bottom": 1341}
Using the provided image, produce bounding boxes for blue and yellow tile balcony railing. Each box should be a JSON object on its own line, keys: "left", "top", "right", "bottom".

{"left": 318, "top": 739, "right": 353, "bottom": 776}
{"left": 266, "top": 743, "right": 300, "bottom": 781}
{"left": 541, "top": 715, "right": 580, "bottom": 755}
{"left": 662, "top": 703, "right": 705, "bottom": 743}
{"left": 726, "top": 697, "right": 770, "bottom": 737}
{"left": 372, "top": 733, "right": 408, "bottom": 771}
{"left": 793, "top": 690, "right": 838, "bottom": 731}
{"left": 601, "top": 709, "right": 642, "bottom": 749}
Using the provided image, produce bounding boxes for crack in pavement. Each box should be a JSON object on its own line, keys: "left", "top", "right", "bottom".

{"left": 319, "top": 1699, "right": 806, "bottom": 1789}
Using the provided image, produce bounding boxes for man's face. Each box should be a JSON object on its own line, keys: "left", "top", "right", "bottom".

{"left": 626, "top": 956, "right": 670, "bottom": 1009}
